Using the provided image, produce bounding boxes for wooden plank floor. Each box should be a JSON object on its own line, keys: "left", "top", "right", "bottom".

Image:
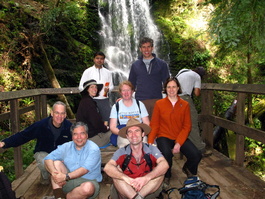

{"left": 11, "top": 147, "right": 265, "bottom": 199}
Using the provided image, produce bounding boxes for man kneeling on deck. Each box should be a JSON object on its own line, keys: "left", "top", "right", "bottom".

{"left": 44, "top": 122, "right": 102, "bottom": 199}
{"left": 104, "top": 118, "right": 169, "bottom": 199}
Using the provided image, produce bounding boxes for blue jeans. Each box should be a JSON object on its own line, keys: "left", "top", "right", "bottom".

{"left": 156, "top": 137, "right": 202, "bottom": 178}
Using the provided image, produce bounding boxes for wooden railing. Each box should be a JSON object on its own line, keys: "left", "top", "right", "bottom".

{"left": 200, "top": 84, "right": 265, "bottom": 166}
{"left": 0, "top": 84, "right": 265, "bottom": 178}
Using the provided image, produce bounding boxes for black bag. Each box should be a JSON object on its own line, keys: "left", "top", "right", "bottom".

{"left": 0, "top": 172, "right": 17, "bottom": 199}
{"left": 178, "top": 176, "right": 220, "bottom": 199}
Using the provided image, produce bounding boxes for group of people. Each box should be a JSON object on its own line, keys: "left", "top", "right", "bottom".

{"left": 0, "top": 37, "right": 211, "bottom": 199}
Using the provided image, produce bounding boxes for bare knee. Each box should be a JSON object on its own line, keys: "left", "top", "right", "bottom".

{"left": 53, "top": 160, "right": 67, "bottom": 173}
{"left": 80, "top": 182, "right": 95, "bottom": 196}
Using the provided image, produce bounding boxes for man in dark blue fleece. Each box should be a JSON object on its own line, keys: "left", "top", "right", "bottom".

{"left": 0, "top": 101, "right": 72, "bottom": 185}
{"left": 128, "top": 37, "right": 170, "bottom": 119}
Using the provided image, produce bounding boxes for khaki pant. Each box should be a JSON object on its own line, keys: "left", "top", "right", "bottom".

{"left": 33, "top": 152, "right": 49, "bottom": 180}
{"left": 141, "top": 99, "right": 160, "bottom": 120}
{"left": 89, "top": 131, "right": 111, "bottom": 147}
{"left": 180, "top": 95, "right": 206, "bottom": 151}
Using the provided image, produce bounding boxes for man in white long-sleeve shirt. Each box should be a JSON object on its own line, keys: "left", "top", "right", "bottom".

{"left": 79, "top": 52, "right": 114, "bottom": 123}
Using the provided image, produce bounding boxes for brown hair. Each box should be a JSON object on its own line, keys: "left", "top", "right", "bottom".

{"left": 163, "top": 77, "right": 182, "bottom": 95}
{"left": 139, "top": 37, "right": 154, "bottom": 48}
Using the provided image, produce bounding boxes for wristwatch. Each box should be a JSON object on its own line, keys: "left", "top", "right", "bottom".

{"left": 65, "top": 173, "right": 71, "bottom": 181}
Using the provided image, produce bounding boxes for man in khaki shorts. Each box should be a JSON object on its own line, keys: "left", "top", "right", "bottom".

{"left": 44, "top": 122, "right": 102, "bottom": 199}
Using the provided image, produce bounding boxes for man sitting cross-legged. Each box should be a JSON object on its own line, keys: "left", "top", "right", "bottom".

{"left": 104, "top": 118, "right": 169, "bottom": 199}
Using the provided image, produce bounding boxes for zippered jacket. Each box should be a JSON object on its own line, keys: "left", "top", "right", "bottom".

{"left": 2, "top": 116, "right": 72, "bottom": 153}
{"left": 129, "top": 53, "right": 170, "bottom": 101}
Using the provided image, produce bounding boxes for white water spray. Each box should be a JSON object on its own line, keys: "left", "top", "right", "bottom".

{"left": 98, "top": 0, "right": 164, "bottom": 84}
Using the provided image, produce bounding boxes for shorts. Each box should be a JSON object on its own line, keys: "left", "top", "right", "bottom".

{"left": 62, "top": 178, "right": 100, "bottom": 199}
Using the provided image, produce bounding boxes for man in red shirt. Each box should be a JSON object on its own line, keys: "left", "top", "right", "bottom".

{"left": 104, "top": 118, "right": 169, "bottom": 199}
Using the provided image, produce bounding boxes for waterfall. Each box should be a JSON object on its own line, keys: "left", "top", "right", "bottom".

{"left": 98, "top": 0, "right": 165, "bottom": 84}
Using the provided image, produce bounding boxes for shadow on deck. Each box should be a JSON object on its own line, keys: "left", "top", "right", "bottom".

{"left": 11, "top": 147, "right": 265, "bottom": 199}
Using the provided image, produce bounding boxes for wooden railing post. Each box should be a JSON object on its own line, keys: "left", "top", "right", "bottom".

{"left": 10, "top": 99, "right": 23, "bottom": 178}
{"left": 34, "top": 96, "right": 41, "bottom": 121}
{"left": 235, "top": 93, "right": 246, "bottom": 166}
{"left": 41, "top": 95, "right": 47, "bottom": 118}
{"left": 201, "top": 90, "right": 214, "bottom": 148}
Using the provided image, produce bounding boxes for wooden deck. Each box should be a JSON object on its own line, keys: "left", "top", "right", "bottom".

{"left": 11, "top": 147, "right": 265, "bottom": 199}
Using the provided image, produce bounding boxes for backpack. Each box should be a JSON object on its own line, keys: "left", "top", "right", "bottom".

{"left": 178, "top": 176, "right": 220, "bottom": 199}
{"left": 0, "top": 172, "right": 17, "bottom": 199}
{"left": 110, "top": 99, "right": 141, "bottom": 146}
{"left": 121, "top": 144, "right": 153, "bottom": 173}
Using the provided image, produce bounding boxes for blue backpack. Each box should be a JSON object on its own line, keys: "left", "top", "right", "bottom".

{"left": 178, "top": 177, "right": 220, "bottom": 199}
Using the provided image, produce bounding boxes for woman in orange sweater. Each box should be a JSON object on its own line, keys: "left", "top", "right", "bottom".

{"left": 148, "top": 77, "right": 202, "bottom": 185}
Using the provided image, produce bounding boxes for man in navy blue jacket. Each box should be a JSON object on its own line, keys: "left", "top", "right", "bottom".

{"left": 0, "top": 101, "right": 72, "bottom": 185}
{"left": 128, "top": 37, "right": 170, "bottom": 119}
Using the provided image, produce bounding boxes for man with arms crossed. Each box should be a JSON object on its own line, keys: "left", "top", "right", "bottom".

{"left": 44, "top": 122, "right": 102, "bottom": 199}
{"left": 104, "top": 118, "right": 169, "bottom": 199}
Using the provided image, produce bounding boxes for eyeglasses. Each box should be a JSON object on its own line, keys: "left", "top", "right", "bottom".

{"left": 53, "top": 111, "right": 66, "bottom": 116}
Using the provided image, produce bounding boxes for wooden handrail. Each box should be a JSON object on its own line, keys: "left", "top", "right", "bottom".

{"left": 201, "top": 83, "right": 265, "bottom": 94}
{"left": 0, "top": 84, "right": 264, "bottom": 177}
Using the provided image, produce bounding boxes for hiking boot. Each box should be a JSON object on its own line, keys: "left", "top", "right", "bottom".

{"left": 163, "top": 177, "right": 170, "bottom": 189}
{"left": 40, "top": 174, "right": 50, "bottom": 185}
{"left": 201, "top": 148, "right": 212, "bottom": 157}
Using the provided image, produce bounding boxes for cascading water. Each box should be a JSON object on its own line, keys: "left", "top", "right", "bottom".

{"left": 98, "top": 0, "right": 167, "bottom": 85}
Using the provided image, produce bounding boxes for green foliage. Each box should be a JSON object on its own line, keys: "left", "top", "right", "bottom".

{"left": 21, "top": 97, "right": 34, "bottom": 106}
{"left": 1, "top": 0, "right": 101, "bottom": 93}
{"left": 0, "top": 1, "right": 38, "bottom": 90}
{"left": 0, "top": 98, "right": 36, "bottom": 181}
{"left": 35, "top": 1, "right": 100, "bottom": 89}
{"left": 245, "top": 138, "right": 265, "bottom": 180}
{"left": 192, "top": 51, "right": 210, "bottom": 67}
{"left": 209, "top": 0, "right": 265, "bottom": 53}
{"left": 0, "top": 130, "right": 35, "bottom": 181}
{"left": 41, "top": 1, "right": 100, "bottom": 45}
{"left": 207, "top": 0, "right": 265, "bottom": 86}
{"left": 152, "top": 0, "right": 212, "bottom": 75}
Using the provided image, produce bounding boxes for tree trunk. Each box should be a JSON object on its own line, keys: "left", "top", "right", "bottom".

{"left": 55, "top": 0, "right": 60, "bottom": 7}
{"left": 40, "top": 41, "right": 75, "bottom": 119}
{"left": 246, "top": 51, "right": 253, "bottom": 126}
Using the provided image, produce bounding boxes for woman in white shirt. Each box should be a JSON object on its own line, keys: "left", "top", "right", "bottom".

{"left": 109, "top": 81, "right": 150, "bottom": 148}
